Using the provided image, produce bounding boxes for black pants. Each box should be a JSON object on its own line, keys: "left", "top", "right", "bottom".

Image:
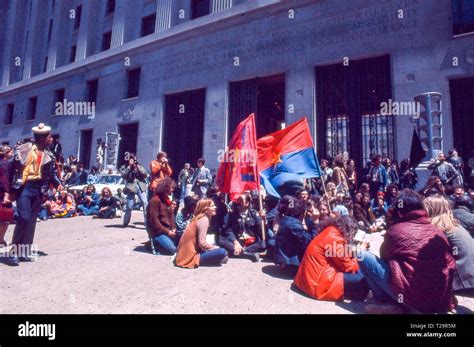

{"left": 12, "top": 182, "right": 43, "bottom": 256}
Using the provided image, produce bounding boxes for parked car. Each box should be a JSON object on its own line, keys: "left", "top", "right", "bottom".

{"left": 68, "top": 174, "right": 125, "bottom": 195}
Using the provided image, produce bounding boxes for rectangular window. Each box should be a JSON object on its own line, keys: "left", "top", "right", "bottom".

{"left": 27, "top": 97, "right": 37, "bottom": 121}
{"left": 86, "top": 79, "right": 99, "bottom": 103}
{"left": 106, "top": 0, "right": 115, "bottom": 14}
{"left": 53, "top": 88, "right": 65, "bottom": 115}
{"left": 141, "top": 13, "right": 156, "bottom": 37}
{"left": 4, "top": 104, "right": 14, "bottom": 125}
{"left": 126, "top": 68, "right": 141, "bottom": 99}
{"left": 453, "top": 0, "right": 474, "bottom": 35}
{"left": 101, "top": 31, "right": 112, "bottom": 51}
{"left": 191, "top": 0, "right": 210, "bottom": 19}
{"left": 74, "top": 5, "right": 82, "bottom": 30}
{"left": 70, "top": 45, "right": 77, "bottom": 63}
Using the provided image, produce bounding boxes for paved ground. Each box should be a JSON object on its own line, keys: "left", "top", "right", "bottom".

{"left": 1, "top": 212, "right": 473, "bottom": 314}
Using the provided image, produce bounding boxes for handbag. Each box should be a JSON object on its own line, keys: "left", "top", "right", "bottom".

{"left": 0, "top": 204, "right": 14, "bottom": 223}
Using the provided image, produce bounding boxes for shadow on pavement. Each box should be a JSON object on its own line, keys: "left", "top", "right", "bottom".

{"left": 261, "top": 264, "right": 296, "bottom": 280}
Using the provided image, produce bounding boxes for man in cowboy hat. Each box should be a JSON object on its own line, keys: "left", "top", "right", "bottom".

{"left": 4, "top": 123, "right": 62, "bottom": 266}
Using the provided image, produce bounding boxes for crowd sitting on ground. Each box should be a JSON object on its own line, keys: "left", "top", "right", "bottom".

{"left": 1, "top": 134, "right": 473, "bottom": 314}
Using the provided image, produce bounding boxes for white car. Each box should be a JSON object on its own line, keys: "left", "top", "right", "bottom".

{"left": 68, "top": 174, "right": 125, "bottom": 195}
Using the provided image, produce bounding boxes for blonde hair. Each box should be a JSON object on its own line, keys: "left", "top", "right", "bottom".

{"left": 422, "top": 196, "right": 457, "bottom": 233}
{"left": 192, "top": 199, "right": 214, "bottom": 222}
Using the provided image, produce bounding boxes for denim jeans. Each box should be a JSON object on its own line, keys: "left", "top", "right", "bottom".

{"left": 152, "top": 234, "right": 177, "bottom": 255}
{"left": 78, "top": 205, "right": 99, "bottom": 216}
{"left": 199, "top": 248, "right": 228, "bottom": 266}
{"left": 11, "top": 182, "right": 43, "bottom": 256}
{"left": 123, "top": 190, "right": 148, "bottom": 226}
{"left": 343, "top": 269, "right": 369, "bottom": 301}
{"left": 358, "top": 250, "right": 397, "bottom": 303}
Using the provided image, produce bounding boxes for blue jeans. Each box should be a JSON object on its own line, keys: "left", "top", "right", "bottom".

{"left": 358, "top": 250, "right": 397, "bottom": 303}
{"left": 123, "top": 190, "right": 148, "bottom": 226}
{"left": 343, "top": 269, "right": 369, "bottom": 301}
{"left": 152, "top": 234, "right": 177, "bottom": 255}
{"left": 11, "top": 182, "right": 43, "bottom": 256}
{"left": 78, "top": 205, "right": 99, "bottom": 216}
{"left": 199, "top": 248, "right": 228, "bottom": 266}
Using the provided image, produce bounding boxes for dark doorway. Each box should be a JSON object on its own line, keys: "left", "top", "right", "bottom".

{"left": 316, "top": 55, "right": 393, "bottom": 169}
{"left": 450, "top": 77, "right": 474, "bottom": 180}
{"left": 118, "top": 122, "right": 139, "bottom": 168}
{"left": 229, "top": 74, "right": 285, "bottom": 139}
{"left": 79, "top": 129, "right": 93, "bottom": 169}
{"left": 163, "top": 89, "right": 205, "bottom": 177}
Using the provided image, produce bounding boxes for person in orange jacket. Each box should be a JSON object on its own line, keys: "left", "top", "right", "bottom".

{"left": 293, "top": 216, "right": 369, "bottom": 302}
{"left": 149, "top": 151, "right": 173, "bottom": 200}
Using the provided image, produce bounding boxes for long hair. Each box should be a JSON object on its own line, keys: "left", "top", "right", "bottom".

{"left": 422, "top": 196, "right": 458, "bottom": 233}
{"left": 192, "top": 199, "right": 214, "bottom": 222}
{"left": 155, "top": 177, "right": 176, "bottom": 196}
{"left": 317, "top": 215, "right": 357, "bottom": 244}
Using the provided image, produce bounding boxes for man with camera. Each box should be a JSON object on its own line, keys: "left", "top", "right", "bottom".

{"left": 120, "top": 153, "right": 148, "bottom": 227}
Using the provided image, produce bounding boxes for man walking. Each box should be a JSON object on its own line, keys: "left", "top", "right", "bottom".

{"left": 5, "top": 123, "right": 62, "bottom": 266}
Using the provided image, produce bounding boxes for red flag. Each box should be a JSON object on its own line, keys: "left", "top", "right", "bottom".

{"left": 216, "top": 114, "right": 259, "bottom": 201}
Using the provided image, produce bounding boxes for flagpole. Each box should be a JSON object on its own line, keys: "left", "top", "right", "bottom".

{"left": 258, "top": 189, "right": 266, "bottom": 242}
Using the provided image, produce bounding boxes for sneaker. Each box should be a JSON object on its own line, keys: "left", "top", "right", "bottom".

{"left": 364, "top": 303, "right": 404, "bottom": 314}
{"left": 251, "top": 252, "right": 260, "bottom": 263}
{"left": 220, "top": 256, "right": 229, "bottom": 265}
{"left": 19, "top": 256, "right": 36, "bottom": 262}
{"left": 4, "top": 256, "right": 20, "bottom": 266}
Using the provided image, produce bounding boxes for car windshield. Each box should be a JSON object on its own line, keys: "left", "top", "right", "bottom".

{"left": 97, "top": 175, "right": 122, "bottom": 185}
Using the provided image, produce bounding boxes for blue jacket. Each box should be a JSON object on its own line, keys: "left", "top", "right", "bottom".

{"left": 274, "top": 216, "right": 317, "bottom": 267}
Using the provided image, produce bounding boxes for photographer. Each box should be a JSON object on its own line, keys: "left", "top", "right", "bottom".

{"left": 149, "top": 151, "right": 173, "bottom": 201}
{"left": 120, "top": 153, "right": 148, "bottom": 227}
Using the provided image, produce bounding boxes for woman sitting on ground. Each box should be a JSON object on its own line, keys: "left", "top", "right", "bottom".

{"left": 353, "top": 193, "right": 377, "bottom": 233}
{"left": 294, "top": 216, "right": 369, "bottom": 302}
{"left": 146, "top": 177, "right": 178, "bottom": 255}
{"left": 175, "top": 199, "right": 228, "bottom": 269}
{"left": 273, "top": 196, "right": 317, "bottom": 274}
{"left": 175, "top": 196, "right": 198, "bottom": 241}
{"left": 423, "top": 196, "right": 474, "bottom": 298}
{"left": 52, "top": 190, "right": 76, "bottom": 218}
{"left": 77, "top": 185, "right": 99, "bottom": 216}
{"left": 95, "top": 187, "right": 119, "bottom": 219}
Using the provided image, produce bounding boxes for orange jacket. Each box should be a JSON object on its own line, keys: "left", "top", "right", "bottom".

{"left": 293, "top": 226, "right": 359, "bottom": 301}
{"left": 149, "top": 160, "right": 173, "bottom": 190}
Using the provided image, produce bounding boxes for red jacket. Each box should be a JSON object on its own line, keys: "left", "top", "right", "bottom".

{"left": 294, "top": 226, "right": 359, "bottom": 301}
{"left": 381, "top": 210, "right": 456, "bottom": 313}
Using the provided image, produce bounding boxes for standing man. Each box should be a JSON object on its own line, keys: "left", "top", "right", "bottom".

{"left": 191, "top": 158, "right": 212, "bottom": 199}
{"left": 5, "top": 123, "right": 62, "bottom": 266}
{"left": 149, "top": 151, "right": 173, "bottom": 201}
{"left": 428, "top": 152, "right": 461, "bottom": 187}
{"left": 51, "top": 136, "right": 62, "bottom": 162}
{"left": 120, "top": 153, "right": 148, "bottom": 227}
{"left": 178, "top": 163, "right": 192, "bottom": 201}
{"left": 365, "top": 154, "right": 388, "bottom": 198}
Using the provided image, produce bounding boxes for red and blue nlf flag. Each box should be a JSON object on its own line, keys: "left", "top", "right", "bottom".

{"left": 257, "top": 117, "right": 321, "bottom": 197}
{"left": 216, "top": 114, "right": 259, "bottom": 201}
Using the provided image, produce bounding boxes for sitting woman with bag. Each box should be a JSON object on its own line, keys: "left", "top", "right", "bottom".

{"left": 0, "top": 145, "right": 15, "bottom": 246}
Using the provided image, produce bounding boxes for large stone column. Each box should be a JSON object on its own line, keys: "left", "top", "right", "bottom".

{"left": 211, "top": 0, "right": 232, "bottom": 13}
{"left": 203, "top": 81, "right": 228, "bottom": 171}
{"left": 1, "top": 0, "right": 18, "bottom": 86}
{"left": 75, "top": 0, "right": 102, "bottom": 60}
{"left": 111, "top": 0, "right": 142, "bottom": 47}
{"left": 155, "top": 0, "right": 182, "bottom": 32}
{"left": 22, "top": 0, "right": 45, "bottom": 79}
